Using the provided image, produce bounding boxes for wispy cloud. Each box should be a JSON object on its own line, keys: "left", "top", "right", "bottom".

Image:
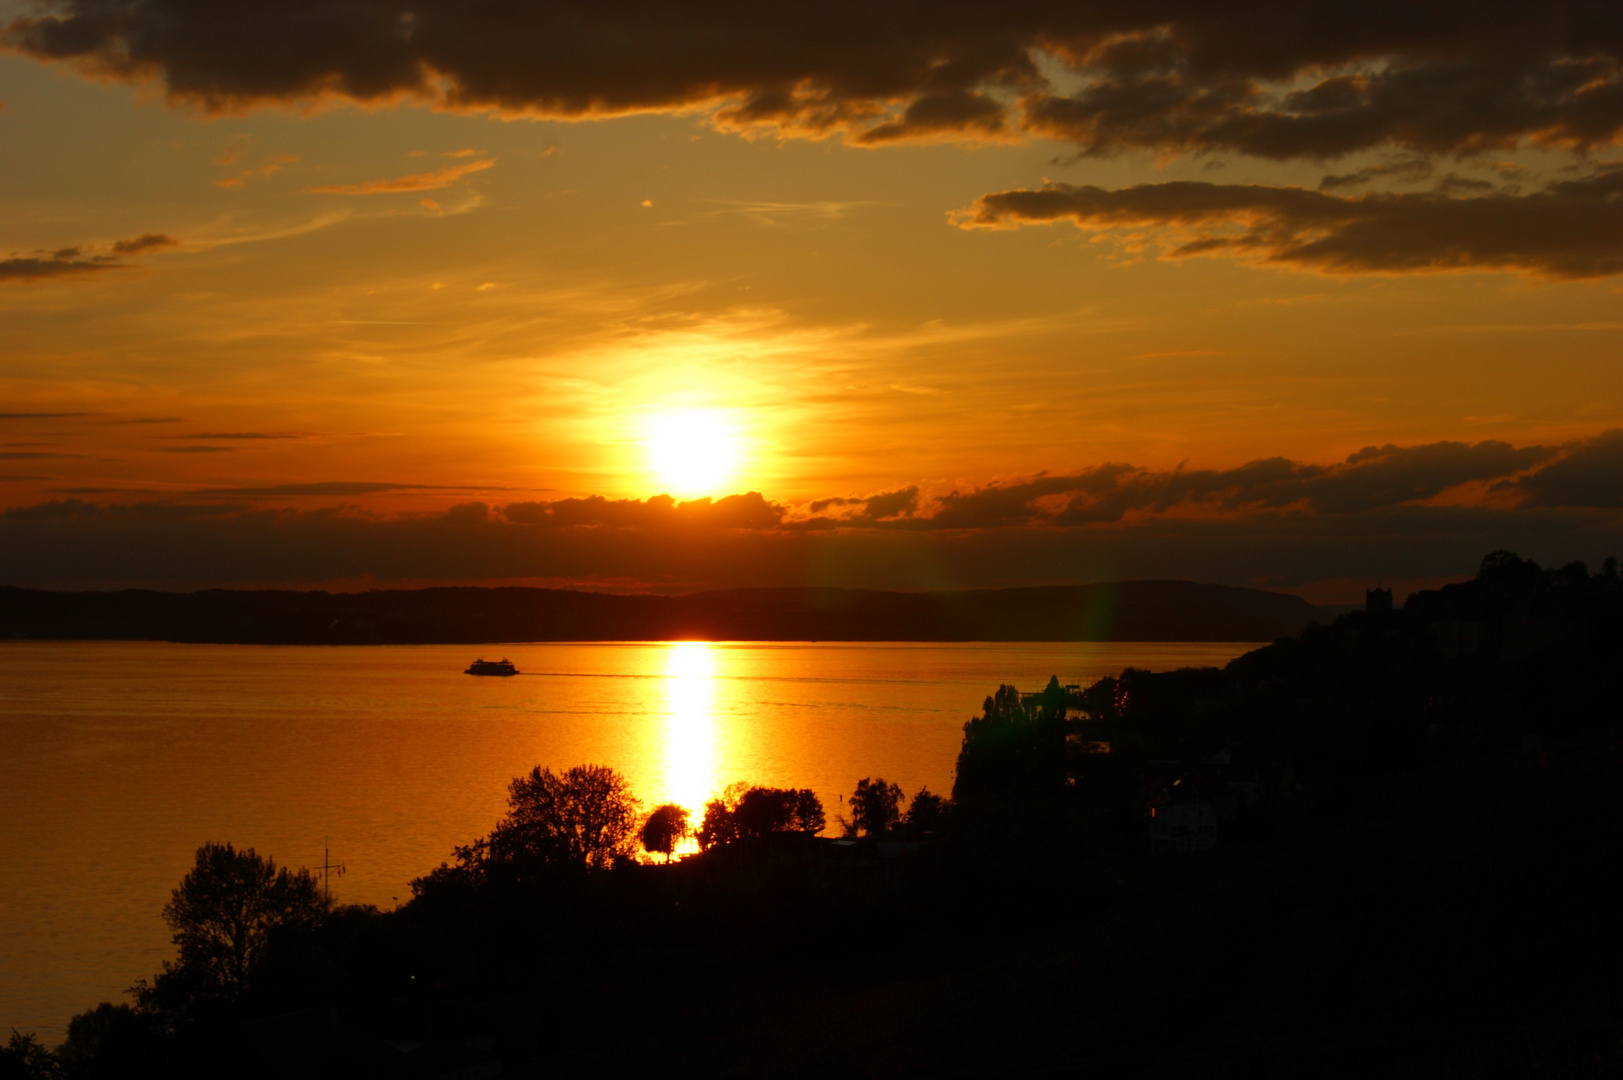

{"left": 216, "top": 153, "right": 298, "bottom": 188}
{"left": 701, "top": 199, "right": 877, "bottom": 225}
{"left": 187, "top": 212, "right": 351, "bottom": 249}
{"left": 310, "top": 159, "right": 494, "bottom": 195}
{"left": 196, "top": 481, "right": 491, "bottom": 497}
{"left": 179, "top": 431, "right": 311, "bottom": 440}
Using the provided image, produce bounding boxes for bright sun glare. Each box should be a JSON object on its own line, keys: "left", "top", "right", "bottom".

{"left": 646, "top": 410, "right": 740, "bottom": 497}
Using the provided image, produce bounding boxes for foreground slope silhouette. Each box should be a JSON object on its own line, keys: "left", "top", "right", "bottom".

{"left": 12, "top": 552, "right": 1620, "bottom": 1077}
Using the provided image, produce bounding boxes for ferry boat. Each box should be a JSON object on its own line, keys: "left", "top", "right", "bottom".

{"left": 465, "top": 657, "right": 519, "bottom": 676}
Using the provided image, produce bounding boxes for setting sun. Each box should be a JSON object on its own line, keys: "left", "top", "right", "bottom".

{"left": 646, "top": 410, "right": 741, "bottom": 497}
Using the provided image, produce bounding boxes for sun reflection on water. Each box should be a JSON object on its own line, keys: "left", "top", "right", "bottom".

{"left": 662, "top": 642, "right": 720, "bottom": 835}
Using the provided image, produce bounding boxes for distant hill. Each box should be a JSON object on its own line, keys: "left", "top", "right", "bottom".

{"left": 0, "top": 581, "right": 1326, "bottom": 644}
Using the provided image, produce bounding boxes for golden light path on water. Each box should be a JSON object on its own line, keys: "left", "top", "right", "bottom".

{"left": 661, "top": 641, "right": 720, "bottom": 845}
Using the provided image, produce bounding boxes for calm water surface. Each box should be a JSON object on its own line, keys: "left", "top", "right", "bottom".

{"left": 0, "top": 639, "right": 1256, "bottom": 1040}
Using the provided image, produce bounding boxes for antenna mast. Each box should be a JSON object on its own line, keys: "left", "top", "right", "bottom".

{"left": 315, "top": 837, "right": 345, "bottom": 904}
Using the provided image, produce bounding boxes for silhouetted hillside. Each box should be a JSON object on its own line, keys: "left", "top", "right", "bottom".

{"left": 0, "top": 580, "right": 1324, "bottom": 644}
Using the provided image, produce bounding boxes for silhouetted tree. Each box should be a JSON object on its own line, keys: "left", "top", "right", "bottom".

{"left": 56, "top": 1003, "right": 164, "bottom": 1079}
{"left": 952, "top": 678, "right": 1069, "bottom": 805}
{"left": 734, "top": 787, "right": 826, "bottom": 838}
{"left": 731, "top": 788, "right": 787, "bottom": 837}
{"left": 131, "top": 842, "right": 324, "bottom": 1024}
{"left": 696, "top": 785, "right": 824, "bottom": 848}
{"left": 697, "top": 797, "right": 738, "bottom": 851}
{"left": 640, "top": 803, "right": 691, "bottom": 862}
{"left": 0, "top": 1032, "right": 62, "bottom": 1080}
{"left": 903, "top": 788, "right": 947, "bottom": 834}
{"left": 844, "top": 778, "right": 904, "bottom": 837}
{"left": 790, "top": 788, "right": 826, "bottom": 834}
{"left": 482, "top": 764, "right": 642, "bottom": 872}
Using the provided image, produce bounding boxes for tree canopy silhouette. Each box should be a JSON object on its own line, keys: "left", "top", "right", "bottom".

{"left": 133, "top": 842, "right": 324, "bottom": 1023}
{"left": 0, "top": 1031, "right": 62, "bottom": 1080}
{"left": 477, "top": 764, "right": 642, "bottom": 874}
{"left": 951, "top": 677, "right": 1069, "bottom": 806}
{"left": 844, "top": 778, "right": 904, "bottom": 837}
{"left": 696, "top": 784, "right": 825, "bottom": 849}
{"left": 640, "top": 803, "right": 691, "bottom": 862}
{"left": 903, "top": 788, "right": 948, "bottom": 834}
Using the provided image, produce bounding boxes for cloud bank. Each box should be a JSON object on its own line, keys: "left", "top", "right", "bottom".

{"left": 3, "top": 434, "right": 1618, "bottom": 593}
{"left": 4, "top": 2, "right": 1620, "bottom": 156}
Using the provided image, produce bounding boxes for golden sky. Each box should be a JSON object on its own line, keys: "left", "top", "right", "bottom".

{"left": 2, "top": 2, "right": 1620, "bottom": 598}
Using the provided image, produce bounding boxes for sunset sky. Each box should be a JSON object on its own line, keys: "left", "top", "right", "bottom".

{"left": 2, "top": 1, "right": 1620, "bottom": 599}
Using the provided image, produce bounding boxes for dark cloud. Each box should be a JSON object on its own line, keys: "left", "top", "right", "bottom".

{"left": 852, "top": 90, "right": 1010, "bottom": 145}
{"left": 1, "top": 496, "right": 1616, "bottom": 595}
{"left": 0, "top": 412, "right": 90, "bottom": 420}
{"left": 156, "top": 445, "right": 233, "bottom": 453}
{"left": 802, "top": 486, "right": 921, "bottom": 527}
{"left": 1319, "top": 157, "right": 1434, "bottom": 191}
{"left": 1433, "top": 173, "right": 1497, "bottom": 195}
{"left": 0, "top": 233, "right": 177, "bottom": 282}
{"left": 1021, "top": 48, "right": 1623, "bottom": 161}
{"left": 109, "top": 232, "right": 177, "bottom": 254}
{"left": 958, "top": 169, "right": 1623, "bottom": 278}
{"left": 2, "top": 434, "right": 1617, "bottom": 592}
{"left": 6, "top": 2, "right": 1620, "bottom": 158}
{"left": 0, "top": 251, "right": 119, "bottom": 281}
{"left": 502, "top": 492, "right": 785, "bottom": 530}
{"left": 923, "top": 440, "right": 1557, "bottom": 529}
{"left": 0, "top": 451, "right": 81, "bottom": 460}
{"left": 1496, "top": 430, "right": 1623, "bottom": 509}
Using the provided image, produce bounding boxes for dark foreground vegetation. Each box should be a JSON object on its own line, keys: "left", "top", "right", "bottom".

{"left": 7, "top": 551, "right": 1622, "bottom": 1078}
{"left": 0, "top": 579, "right": 1324, "bottom": 643}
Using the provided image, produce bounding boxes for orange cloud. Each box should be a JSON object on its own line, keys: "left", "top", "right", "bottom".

{"left": 215, "top": 153, "right": 298, "bottom": 188}
{"left": 309, "top": 159, "right": 493, "bottom": 195}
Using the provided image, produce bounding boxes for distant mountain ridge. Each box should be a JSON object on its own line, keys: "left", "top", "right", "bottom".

{"left": 0, "top": 581, "right": 1326, "bottom": 644}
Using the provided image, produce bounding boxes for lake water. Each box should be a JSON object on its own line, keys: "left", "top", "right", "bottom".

{"left": 0, "top": 639, "right": 1256, "bottom": 1041}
